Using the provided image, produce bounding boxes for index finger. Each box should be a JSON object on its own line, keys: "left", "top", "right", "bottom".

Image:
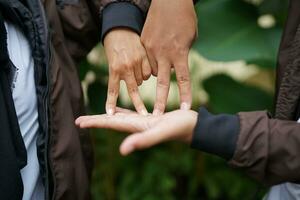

{"left": 106, "top": 73, "right": 120, "bottom": 115}
{"left": 174, "top": 56, "right": 192, "bottom": 110}
{"left": 153, "top": 60, "right": 171, "bottom": 115}
{"left": 124, "top": 72, "right": 148, "bottom": 115}
{"left": 76, "top": 114, "right": 144, "bottom": 133}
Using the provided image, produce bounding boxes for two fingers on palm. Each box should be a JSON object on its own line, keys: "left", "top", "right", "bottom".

{"left": 149, "top": 53, "right": 192, "bottom": 115}
{"left": 106, "top": 55, "right": 151, "bottom": 116}
{"left": 76, "top": 112, "right": 172, "bottom": 155}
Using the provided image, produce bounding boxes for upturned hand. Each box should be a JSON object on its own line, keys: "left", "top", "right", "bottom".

{"left": 76, "top": 108, "right": 197, "bottom": 155}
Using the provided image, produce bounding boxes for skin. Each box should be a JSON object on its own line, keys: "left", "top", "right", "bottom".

{"left": 75, "top": 107, "right": 198, "bottom": 156}
{"left": 141, "top": 0, "right": 198, "bottom": 115}
{"left": 104, "top": 28, "right": 152, "bottom": 116}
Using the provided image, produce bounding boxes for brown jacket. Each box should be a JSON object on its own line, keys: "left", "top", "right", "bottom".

{"left": 229, "top": 0, "right": 300, "bottom": 186}
{"left": 41, "top": 0, "right": 150, "bottom": 199}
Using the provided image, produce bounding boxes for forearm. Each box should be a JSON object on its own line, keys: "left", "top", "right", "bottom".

{"left": 191, "top": 107, "right": 300, "bottom": 186}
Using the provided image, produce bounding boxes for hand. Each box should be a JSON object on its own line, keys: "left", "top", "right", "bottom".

{"left": 104, "top": 28, "right": 152, "bottom": 115}
{"left": 75, "top": 108, "right": 198, "bottom": 155}
{"left": 141, "top": 0, "right": 197, "bottom": 115}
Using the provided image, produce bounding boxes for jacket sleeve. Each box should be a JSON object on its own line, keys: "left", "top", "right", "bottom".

{"left": 49, "top": 0, "right": 150, "bottom": 63}
{"left": 191, "top": 107, "right": 300, "bottom": 186}
{"left": 230, "top": 111, "right": 300, "bottom": 186}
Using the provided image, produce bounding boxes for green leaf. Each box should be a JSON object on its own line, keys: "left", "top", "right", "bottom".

{"left": 193, "top": 0, "right": 282, "bottom": 68}
{"left": 203, "top": 74, "right": 273, "bottom": 114}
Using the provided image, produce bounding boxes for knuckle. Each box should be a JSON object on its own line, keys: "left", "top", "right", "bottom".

{"left": 122, "top": 61, "right": 133, "bottom": 70}
{"left": 128, "top": 86, "right": 138, "bottom": 94}
{"left": 157, "top": 79, "right": 169, "bottom": 88}
{"left": 122, "top": 58, "right": 140, "bottom": 70}
{"left": 177, "top": 75, "right": 190, "bottom": 85}
{"left": 110, "top": 64, "right": 121, "bottom": 74}
{"left": 107, "top": 87, "right": 118, "bottom": 96}
{"left": 132, "top": 57, "right": 142, "bottom": 65}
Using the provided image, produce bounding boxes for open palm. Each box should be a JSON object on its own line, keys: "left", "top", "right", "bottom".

{"left": 75, "top": 108, "right": 197, "bottom": 155}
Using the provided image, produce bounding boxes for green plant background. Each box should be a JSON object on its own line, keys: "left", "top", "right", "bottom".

{"left": 79, "top": 0, "right": 288, "bottom": 199}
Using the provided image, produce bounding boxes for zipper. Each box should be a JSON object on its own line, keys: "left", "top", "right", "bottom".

{"left": 4, "top": 1, "right": 55, "bottom": 199}
{"left": 46, "top": 42, "right": 55, "bottom": 200}
{"left": 44, "top": 52, "right": 51, "bottom": 200}
{"left": 33, "top": 1, "right": 56, "bottom": 199}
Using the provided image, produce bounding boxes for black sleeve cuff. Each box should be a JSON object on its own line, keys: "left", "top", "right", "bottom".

{"left": 101, "top": 2, "right": 145, "bottom": 42}
{"left": 191, "top": 107, "right": 240, "bottom": 160}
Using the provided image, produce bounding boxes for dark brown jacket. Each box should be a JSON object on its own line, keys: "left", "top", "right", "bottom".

{"left": 0, "top": 0, "right": 149, "bottom": 200}
{"left": 43, "top": 0, "right": 150, "bottom": 199}
{"left": 192, "top": 0, "right": 300, "bottom": 187}
{"left": 230, "top": 0, "right": 300, "bottom": 186}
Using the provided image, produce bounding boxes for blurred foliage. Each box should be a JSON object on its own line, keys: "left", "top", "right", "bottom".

{"left": 79, "top": 0, "right": 289, "bottom": 199}
{"left": 193, "top": 0, "right": 283, "bottom": 68}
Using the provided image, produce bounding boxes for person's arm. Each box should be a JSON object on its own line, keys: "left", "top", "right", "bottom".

{"left": 75, "top": 107, "right": 300, "bottom": 186}
{"left": 231, "top": 111, "right": 300, "bottom": 186}
{"left": 183, "top": 108, "right": 300, "bottom": 186}
{"left": 48, "top": 0, "right": 149, "bottom": 62}
{"left": 101, "top": 2, "right": 151, "bottom": 115}
{"left": 98, "top": 1, "right": 152, "bottom": 115}
{"left": 50, "top": 0, "right": 152, "bottom": 114}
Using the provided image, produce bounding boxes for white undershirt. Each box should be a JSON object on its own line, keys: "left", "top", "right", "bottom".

{"left": 5, "top": 21, "right": 45, "bottom": 200}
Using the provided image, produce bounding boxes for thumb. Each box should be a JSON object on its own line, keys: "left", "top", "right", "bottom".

{"left": 119, "top": 125, "right": 171, "bottom": 155}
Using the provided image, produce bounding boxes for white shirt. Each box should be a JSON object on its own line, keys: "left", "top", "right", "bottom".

{"left": 5, "top": 21, "right": 45, "bottom": 200}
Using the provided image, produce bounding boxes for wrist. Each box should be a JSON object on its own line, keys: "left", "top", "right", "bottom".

{"left": 183, "top": 110, "right": 198, "bottom": 144}
{"left": 190, "top": 107, "right": 240, "bottom": 160}
{"left": 104, "top": 28, "right": 138, "bottom": 47}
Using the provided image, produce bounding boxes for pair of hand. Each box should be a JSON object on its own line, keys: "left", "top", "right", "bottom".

{"left": 104, "top": 0, "right": 197, "bottom": 115}
{"left": 76, "top": 108, "right": 198, "bottom": 155}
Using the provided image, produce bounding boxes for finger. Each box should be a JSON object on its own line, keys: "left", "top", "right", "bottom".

{"left": 124, "top": 73, "right": 148, "bottom": 115}
{"left": 142, "top": 58, "right": 152, "bottom": 80}
{"left": 77, "top": 114, "right": 145, "bottom": 133}
{"left": 119, "top": 125, "right": 171, "bottom": 155}
{"left": 134, "top": 60, "right": 143, "bottom": 86}
{"left": 146, "top": 52, "right": 158, "bottom": 76}
{"left": 76, "top": 109, "right": 136, "bottom": 126}
{"left": 174, "top": 56, "right": 192, "bottom": 110}
{"left": 106, "top": 73, "right": 120, "bottom": 115}
{"left": 153, "top": 60, "right": 171, "bottom": 115}
{"left": 75, "top": 114, "right": 103, "bottom": 127}
{"left": 76, "top": 115, "right": 92, "bottom": 125}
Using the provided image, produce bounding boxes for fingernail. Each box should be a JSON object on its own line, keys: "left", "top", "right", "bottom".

{"left": 141, "top": 109, "right": 148, "bottom": 116}
{"left": 107, "top": 108, "right": 114, "bottom": 115}
{"left": 180, "top": 102, "right": 191, "bottom": 110}
{"left": 153, "top": 109, "right": 161, "bottom": 116}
